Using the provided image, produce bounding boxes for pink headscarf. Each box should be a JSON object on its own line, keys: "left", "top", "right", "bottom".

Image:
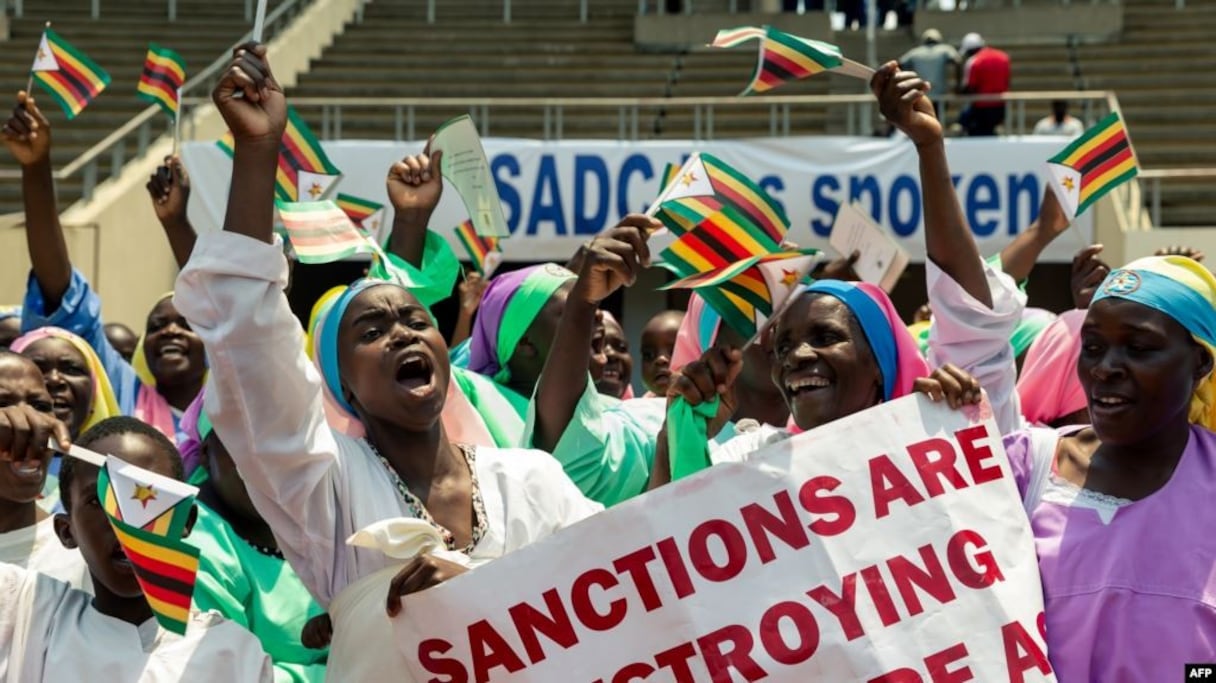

{"left": 785, "top": 281, "right": 931, "bottom": 434}
{"left": 670, "top": 294, "right": 722, "bottom": 374}
{"left": 1016, "top": 308, "right": 1087, "bottom": 426}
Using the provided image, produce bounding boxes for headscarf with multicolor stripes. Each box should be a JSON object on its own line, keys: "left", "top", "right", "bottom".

{"left": 1092, "top": 255, "right": 1216, "bottom": 430}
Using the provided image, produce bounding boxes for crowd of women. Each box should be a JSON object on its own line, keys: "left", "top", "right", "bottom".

{"left": 0, "top": 41, "right": 1211, "bottom": 682}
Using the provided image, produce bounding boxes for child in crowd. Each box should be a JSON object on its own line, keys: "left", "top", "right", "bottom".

{"left": 639, "top": 309, "right": 683, "bottom": 397}
{"left": 0, "top": 415, "right": 271, "bottom": 682}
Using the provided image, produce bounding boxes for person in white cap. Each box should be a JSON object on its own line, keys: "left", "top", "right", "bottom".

{"left": 958, "top": 32, "right": 1011, "bottom": 136}
{"left": 898, "top": 28, "right": 960, "bottom": 114}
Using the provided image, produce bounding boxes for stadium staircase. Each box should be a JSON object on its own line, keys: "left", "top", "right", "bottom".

{"left": 0, "top": 0, "right": 291, "bottom": 215}
{"left": 0, "top": 0, "right": 1211, "bottom": 226}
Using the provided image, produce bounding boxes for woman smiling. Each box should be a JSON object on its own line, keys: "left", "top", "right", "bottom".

{"left": 1003, "top": 255, "right": 1216, "bottom": 681}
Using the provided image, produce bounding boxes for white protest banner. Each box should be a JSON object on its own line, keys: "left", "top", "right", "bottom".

{"left": 392, "top": 394, "right": 1055, "bottom": 683}
{"left": 182, "top": 135, "right": 1092, "bottom": 264}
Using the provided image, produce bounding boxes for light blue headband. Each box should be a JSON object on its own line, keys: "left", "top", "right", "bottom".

{"left": 318, "top": 279, "right": 398, "bottom": 415}
{"left": 804, "top": 280, "right": 898, "bottom": 401}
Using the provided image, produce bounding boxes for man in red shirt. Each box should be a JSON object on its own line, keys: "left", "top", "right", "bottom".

{"left": 958, "top": 33, "right": 1011, "bottom": 136}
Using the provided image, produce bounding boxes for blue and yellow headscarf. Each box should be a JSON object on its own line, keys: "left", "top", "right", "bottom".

{"left": 315, "top": 279, "right": 398, "bottom": 415}
{"left": 1093, "top": 255, "right": 1216, "bottom": 430}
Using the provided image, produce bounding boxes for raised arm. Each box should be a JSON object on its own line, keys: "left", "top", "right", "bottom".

{"left": 531, "top": 216, "right": 656, "bottom": 453}
{"left": 385, "top": 148, "right": 441, "bottom": 269}
{"left": 146, "top": 155, "right": 196, "bottom": 269}
{"left": 450, "top": 271, "right": 486, "bottom": 347}
{"left": 176, "top": 44, "right": 344, "bottom": 600}
{"left": 872, "top": 61, "right": 992, "bottom": 308}
{"left": 998, "top": 186, "right": 1070, "bottom": 283}
{"left": 2, "top": 92, "right": 71, "bottom": 310}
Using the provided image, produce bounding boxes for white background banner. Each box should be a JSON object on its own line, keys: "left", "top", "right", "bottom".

{"left": 183, "top": 135, "right": 1092, "bottom": 264}
{"left": 391, "top": 394, "right": 1056, "bottom": 683}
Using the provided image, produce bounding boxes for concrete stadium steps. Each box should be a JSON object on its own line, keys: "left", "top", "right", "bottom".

{"left": 1074, "top": 0, "right": 1216, "bottom": 226}
{"left": 0, "top": 0, "right": 285, "bottom": 215}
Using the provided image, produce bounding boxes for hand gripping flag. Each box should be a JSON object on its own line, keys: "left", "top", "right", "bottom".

{"left": 1046, "top": 111, "right": 1139, "bottom": 221}
{"left": 649, "top": 153, "right": 789, "bottom": 243}
{"left": 137, "top": 44, "right": 186, "bottom": 117}
{"left": 30, "top": 29, "right": 111, "bottom": 119}
{"left": 82, "top": 448, "right": 200, "bottom": 636}
{"left": 217, "top": 106, "right": 341, "bottom": 201}
{"left": 711, "top": 26, "right": 868, "bottom": 95}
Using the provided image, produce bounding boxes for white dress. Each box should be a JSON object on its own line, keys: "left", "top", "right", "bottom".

{"left": 174, "top": 231, "right": 603, "bottom": 610}
{"left": 0, "top": 563, "right": 271, "bottom": 682}
{"left": 0, "top": 517, "right": 90, "bottom": 591}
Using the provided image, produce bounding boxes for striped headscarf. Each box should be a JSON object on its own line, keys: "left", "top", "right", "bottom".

{"left": 11, "top": 326, "right": 121, "bottom": 436}
{"left": 1092, "top": 255, "right": 1216, "bottom": 430}
{"left": 466, "top": 264, "right": 576, "bottom": 383}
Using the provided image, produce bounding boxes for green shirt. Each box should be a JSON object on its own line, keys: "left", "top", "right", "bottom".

{"left": 190, "top": 499, "right": 328, "bottom": 683}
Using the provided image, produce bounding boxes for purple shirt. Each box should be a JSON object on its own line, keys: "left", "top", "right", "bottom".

{"left": 1004, "top": 426, "right": 1216, "bottom": 682}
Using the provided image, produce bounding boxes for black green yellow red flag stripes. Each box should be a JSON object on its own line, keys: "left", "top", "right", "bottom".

{"left": 137, "top": 44, "right": 186, "bottom": 117}
{"left": 30, "top": 29, "right": 110, "bottom": 119}
{"left": 711, "top": 26, "right": 844, "bottom": 95}
{"left": 1046, "top": 112, "right": 1138, "bottom": 220}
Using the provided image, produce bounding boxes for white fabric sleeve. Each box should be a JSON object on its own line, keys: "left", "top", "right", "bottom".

{"left": 174, "top": 231, "right": 343, "bottom": 594}
{"left": 709, "top": 425, "right": 788, "bottom": 466}
{"left": 925, "top": 258, "right": 1027, "bottom": 434}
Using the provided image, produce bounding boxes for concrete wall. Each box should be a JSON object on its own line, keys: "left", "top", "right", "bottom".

{"left": 0, "top": 0, "right": 365, "bottom": 327}
{"left": 913, "top": 5, "right": 1122, "bottom": 45}
{"left": 635, "top": 12, "right": 833, "bottom": 51}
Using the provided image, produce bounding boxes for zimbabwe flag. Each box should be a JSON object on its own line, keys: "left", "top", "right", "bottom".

{"left": 30, "top": 29, "right": 110, "bottom": 119}
{"left": 137, "top": 44, "right": 186, "bottom": 117}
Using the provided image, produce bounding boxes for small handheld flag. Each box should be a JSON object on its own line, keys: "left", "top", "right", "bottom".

{"left": 30, "top": 28, "right": 110, "bottom": 119}
{"left": 276, "top": 199, "right": 378, "bottom": 264}
{"left": 137, "top": 44, "right": 186, "bottom": 118}
{"left": 454, "top": 219, "right": 503, "bottom": 277}
{"left": 53, "top": 440, "right": 201, "bottom": 636}
{"left": 335, "top": 193, "right": 387, "bottom": 243}
{"left": 661, "top": 248, "right": 821, "bottom": 341}
{"left": 649, "top": 152, "right": 789, "bottom": 244}
{"left": 1046, "top": 111, "right": 1139, "bottom": 221}
{"left": 218, "top": 106, "right": 341, "bottom": 202}
{"left": 711, "top": 25, "right": 866, "bottom": 95}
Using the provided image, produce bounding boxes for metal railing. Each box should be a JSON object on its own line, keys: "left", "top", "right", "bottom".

{"left": 176, "top": 90, "right": 1114, "bottom": 143}
{"left": 4, "top": 0, "right": 276, "bottom": 20}
{"left": 0, "top": 0, "right": 313, "bottom": 197}
{"left": 1138, "top": 168, "right": 1216, "bottom": 228}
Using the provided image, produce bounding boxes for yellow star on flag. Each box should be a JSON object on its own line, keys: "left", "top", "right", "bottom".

{"left": 308, "top": 183, "right": 324, "bottom": 199}
{"left": 680, "top": 172, "right": 698, "bottom": 187}
{"left": 131, "top": 483, "right": 158, "bottom": 508}
{"left": 37, "top": 49, "right": 46, "bottom": 61}
{"left": 780, "top": 269, "right": 799, "bottom": 287}
{"left": 1061, "top": 176, "right": 1076, "bottom": 192}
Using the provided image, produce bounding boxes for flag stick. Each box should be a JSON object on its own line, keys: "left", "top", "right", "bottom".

{"left": 172, "top": 88, "right": 183, "bottom": 157}
{"left": 251, "top": 0, "right": 268, "bottom": 42}
{"left": 48, "top": 439, "right": 106, "bottom": 467}
{"left": 26, "top": 22, "right": 52, "bottom": 97}
{"left": 645, "top": 152, "right": 702, "bottom": 218}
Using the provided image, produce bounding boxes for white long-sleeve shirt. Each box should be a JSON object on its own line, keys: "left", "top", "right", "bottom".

{"left": 0, "top": 563, "right": 271, "bottom": 683}
{"left": 174, "top": 232, "right": 602, "bottom": 608}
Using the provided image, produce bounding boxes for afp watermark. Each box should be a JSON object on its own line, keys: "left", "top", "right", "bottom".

{"left": 1187, "top": 664, "right": 1216, "bottom": 679}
